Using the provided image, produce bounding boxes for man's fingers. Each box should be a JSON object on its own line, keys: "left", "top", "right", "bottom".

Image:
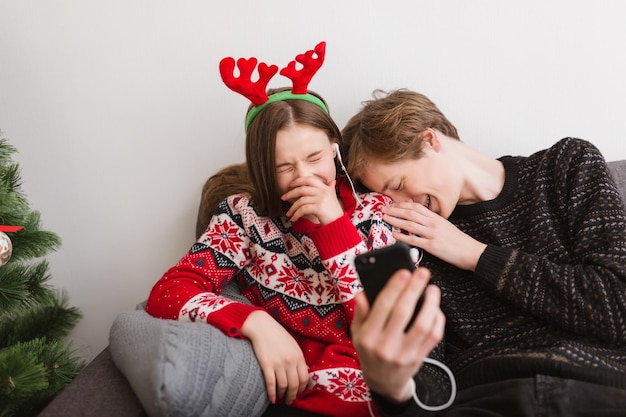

{"left": 368, "top": 269, "right": 413, "bottom": 323}
{"left": 385, "top": 267, "right": 430, "bottom": 334}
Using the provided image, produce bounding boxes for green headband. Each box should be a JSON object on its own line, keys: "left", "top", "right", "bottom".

{"left": 245, "top": 91, "right": 329, "bottom": 131}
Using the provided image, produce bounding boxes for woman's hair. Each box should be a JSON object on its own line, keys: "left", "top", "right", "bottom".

{"left": 341, "top": 89, "right": 459, "bottom": 183}
{"left": 196, "top": 162, "right": 253, "bottom": 238}
{"left": 245, "top": 87, "right": 341, "bottom": 217}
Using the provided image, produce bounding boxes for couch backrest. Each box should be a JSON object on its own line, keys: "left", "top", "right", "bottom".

{"left": 608, "top": 160, "right": 626, "bottom": 209}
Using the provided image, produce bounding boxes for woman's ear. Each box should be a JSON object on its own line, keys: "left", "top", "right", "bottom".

{"left": 332, "top": 142, "right": 342, "bottom": 162}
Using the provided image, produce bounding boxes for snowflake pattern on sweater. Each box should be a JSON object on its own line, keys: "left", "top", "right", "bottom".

{"left": 146, "top": 178, "right": 400, "bottom": 417}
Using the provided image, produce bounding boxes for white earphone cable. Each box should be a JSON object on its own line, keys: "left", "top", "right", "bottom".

{"left": 414, "top": 357, "right": 456, "bottom": 411}
{"left": 366, "top": 358, "right": 456, "bottom": 416}
{"left": 333, "top": 143, "right": 363, "bottom": 207}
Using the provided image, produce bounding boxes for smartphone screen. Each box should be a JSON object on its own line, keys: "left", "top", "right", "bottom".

{"left": 354, "top": 242, "right": 424, "bottom": 329}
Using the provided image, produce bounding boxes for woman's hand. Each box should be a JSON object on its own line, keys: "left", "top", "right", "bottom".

{"left": 240, "top": 311, "right": 309, "bottom": 404}
{"left": 282, "top": 176, "right": 343, "bottom": 224}
{"left": 382, "top": 203, "right": 487, "bottom": 271}
{"left": 351, "top": 267, "right": 445, "bottom": 403}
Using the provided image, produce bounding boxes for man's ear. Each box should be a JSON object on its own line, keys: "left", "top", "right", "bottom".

{"left": 422, "top": 128, "right": 442, "bottom": 151}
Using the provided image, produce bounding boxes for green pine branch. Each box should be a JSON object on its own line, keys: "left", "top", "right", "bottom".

{"left": 0, "top": 290, "right": 82, "bottom": 349}
{"left": 0, "top": 337, "right": 85, "bottom": 417}
{"left": 0, "top": 133, "right": 84, "bottom": 417}
{"left": 7, "top": 222, "right": 62, "bottom": 261}
{"left": 0, "top": 261, "right": 52, "bottom": 312}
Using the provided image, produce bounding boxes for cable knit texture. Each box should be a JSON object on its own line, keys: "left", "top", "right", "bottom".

{"left": 110, "top": 297, "right": 269, "bottom": 417}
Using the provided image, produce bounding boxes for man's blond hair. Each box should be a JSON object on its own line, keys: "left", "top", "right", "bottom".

{"left": 342, "top": 89, "right": 459, "bottom": 182}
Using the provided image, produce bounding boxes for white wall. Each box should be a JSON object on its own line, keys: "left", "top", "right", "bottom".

{"left": 1, "top": 0, "right": 625, "bottom": 361}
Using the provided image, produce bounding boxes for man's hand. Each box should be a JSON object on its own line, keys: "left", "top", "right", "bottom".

{"left": 351, "top": 267, "right": 445, "bottom": 402}
{"left": 382, "top": 203, "right": 487, "bottom": 271}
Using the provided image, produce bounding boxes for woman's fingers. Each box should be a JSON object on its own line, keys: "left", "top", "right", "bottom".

{"left": 263, "top": 368, "right": 277, "bottom": 403}
{"left": 248, "top": 313, "right": 309, "bottom": 405}
{"left": 284, "top": 366, "right": 300, "bottom": 405}
{"left": 297, "top": 361, "right": 310, "bottom": 395}
{"left": 275, "top": 369, "right": 288, "bottom": 401}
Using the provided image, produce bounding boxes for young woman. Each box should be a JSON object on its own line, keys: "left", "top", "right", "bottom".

{"left": 342, "top": 89, "right": 626, "bottom": 416}
{"left": 144, "top": 47, "right": 444, "bottom": 417}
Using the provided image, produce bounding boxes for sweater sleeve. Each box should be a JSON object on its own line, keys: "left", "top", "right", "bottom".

{"left": 145, "top": 196, "right": 263, "bottom": 338}
{"left": 476, "top": 138, "right": 626, "bottom": 344}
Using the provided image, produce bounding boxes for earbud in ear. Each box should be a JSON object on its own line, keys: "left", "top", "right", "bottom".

{"left": 333, "top": 143, "right": 343, "bottom": 163}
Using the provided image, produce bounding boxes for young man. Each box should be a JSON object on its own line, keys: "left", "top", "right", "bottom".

{"left": 343, "top": 89, "right": 626, "bottom": 416}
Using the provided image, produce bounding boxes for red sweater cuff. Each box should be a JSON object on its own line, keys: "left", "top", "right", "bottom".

{"left": 308, "top": 213, "right": 362, "bottom": 260}
{"left": 208, "top": 302, "right": 264, "bottom": 338}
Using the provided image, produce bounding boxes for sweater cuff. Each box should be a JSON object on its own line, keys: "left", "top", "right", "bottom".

{"left": 370, "top": 391, "right": 414, "bottom": 416}
{"left": 308, "top": 213, "right": 362, "bottom": 260}
{"left": 474, "top": 244, "right": 515, "bottom": 290}
{"left": 209, "top": 302, "right": 264, "bottom": 338}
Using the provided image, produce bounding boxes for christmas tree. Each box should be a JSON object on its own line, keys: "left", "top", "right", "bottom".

{"left": 0, "top": 135, "right": 84, "bottom": 417}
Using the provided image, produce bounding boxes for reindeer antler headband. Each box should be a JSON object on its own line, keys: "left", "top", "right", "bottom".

{"left": 219, "top": 41, "right": 328, "bottom": 131}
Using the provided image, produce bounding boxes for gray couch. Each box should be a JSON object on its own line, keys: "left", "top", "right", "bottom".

{"left": 38, "top": 159, "right": 626, "bottom": 417}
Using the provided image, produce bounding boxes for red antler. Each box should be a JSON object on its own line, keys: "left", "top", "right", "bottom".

{"left": 219, "top": 57, "right": 279, "bottom": 106}
{"left": 279, "top": 41, "right": 326, "bottom": 94}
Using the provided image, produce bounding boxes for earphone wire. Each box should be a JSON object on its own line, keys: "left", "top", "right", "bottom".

{"left": 334, "top": 144, "right": 363, "bottom": 207}
{"left": 366, "top": 358, "right": 456, "bottom": 417}
{"left": 342, "top": 165, "right": 363, "bottom": 207}
{"left": 416, "top": 358, "right": 457, "bottom": 411}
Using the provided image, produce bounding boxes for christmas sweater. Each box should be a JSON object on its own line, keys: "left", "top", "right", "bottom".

{"left": 373, "top": 138, "right": 626, "bottom": 416}
{"left": 146, "top": 177, "right": 398, "bottom": 417}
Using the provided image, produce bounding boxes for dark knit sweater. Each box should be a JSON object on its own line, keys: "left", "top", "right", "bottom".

{"left": 375, "top": 138, "right": 626, "bottom": 416}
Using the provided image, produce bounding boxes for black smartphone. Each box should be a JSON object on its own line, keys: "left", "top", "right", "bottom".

{"left": 354, "top": 242, "right": 424, "bottom": 329}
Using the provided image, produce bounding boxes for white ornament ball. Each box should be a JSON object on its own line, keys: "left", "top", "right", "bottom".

{"left": 0, "top": 231, "right": 13, "bottom": 266}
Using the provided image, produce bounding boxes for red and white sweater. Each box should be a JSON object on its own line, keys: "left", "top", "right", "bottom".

{"left": 146, "top": 178, "right": 398, "bottom": 417}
